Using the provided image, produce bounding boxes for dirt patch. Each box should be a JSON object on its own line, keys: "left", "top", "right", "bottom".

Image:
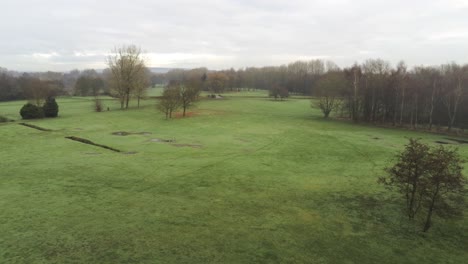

{"left": 149, "top": 138, "right": 175, "bottom": 143}
{"left": 123, "top": 151, "right": 138, "bottom": 155}
{"left": 435, "top": 140, "right": 451, "bottom": 145}
{"left": 65, "top": 136, "right": 121, "bottom": 152}
{"left": 171, "top": 143, "right": 202, "bottom": 149}
{"left": 445, "top": 138, "right": 468, "bottom": 144}
{"left": 173, "top": 112, "right": 198, "bottom": 118}
{"left": 112, "top": 131, "right": 152, "bottom": 136}
{"left": 19, "top": 123, "right": 51, "bottom": 131}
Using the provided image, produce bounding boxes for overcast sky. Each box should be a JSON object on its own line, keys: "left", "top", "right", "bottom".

{"left": 1, "top": 0, "right": 468, "bottom": 72}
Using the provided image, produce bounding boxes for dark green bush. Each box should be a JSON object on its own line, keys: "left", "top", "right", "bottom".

{"left": 43, "top": 97, "right": 59, "bottom": 117}
{"left": 0, "top": 115, "right": 9, "bottom": 123}
{"left": 20, "top": 103, "right": 44, "bottom": 119}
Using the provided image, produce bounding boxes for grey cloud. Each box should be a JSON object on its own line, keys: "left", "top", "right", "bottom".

{"left": 1, "top": 0, "right": 468, "bottom": 71}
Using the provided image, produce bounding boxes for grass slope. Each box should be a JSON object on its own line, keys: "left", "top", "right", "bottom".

{"left": 0, "top": 93, "right": 467, "bottom": 263}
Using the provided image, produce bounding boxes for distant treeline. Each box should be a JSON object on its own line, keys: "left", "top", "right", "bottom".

{"left": 1, "top": 59, "right": 468, "bottom": 130}
{"left": 161, "top": 60, "right": 468, "bottom": 131}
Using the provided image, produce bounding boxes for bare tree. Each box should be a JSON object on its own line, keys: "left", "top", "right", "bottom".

{"left": 269, "top": 85, "right": 288, "bottom": 100}
{"left": 133, "top": 67, "right": 150, "bottom": 108}
{"left": 441, "top": 64, "right": 465, "bottom": 131}
{"left": 157, "top": 84, "right": 181, "bottom": 119}
{"left": 314, "top": 72, "right": 346, "bottom": 118}
{"left": 20, "top": 77, "right": 51, "bottom": 106}
{"left": 107, "top": 45, "right": 147, "bottom": 109}
{"left": 180, "top": 80, "right": 201, "bottom": 117}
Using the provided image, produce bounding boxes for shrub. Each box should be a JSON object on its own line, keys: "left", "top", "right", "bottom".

{"left": 43, "top": 97, "right": 59, "bottom": 117}
{"left": 0, "top": 115, "right": 9, "bottom": 123}
{"left": 94, "top": 99, "right": 103, "bottom": 112}
{"left": 20, "top": 103, "right": 44, "bottom": 119}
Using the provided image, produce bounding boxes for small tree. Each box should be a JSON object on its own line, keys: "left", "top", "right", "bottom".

{"left": 43, "top": 97, "right": 59, "bottom": 117}
{"left": 269, "top": 85, "right": 288, "bottom": 101}
{"left": 207, "top": 72, "right": 228, "bottom": 95}
{"left": 379, "top": 139, "right": 431, "bottom": 219}
{"left": 157, "top": 85, "right": 181, "bottom": 119}
{"left": 94, "top": 98, "right": 103, "bottom": 112}
{"left": 420, "top": 146, "right": 465, "bottom": 232}
{"left": 279, "top": 87, "right": 289, "bottom": 100}
{"left": 134, "top": 68, "right": 150, "bottom": 108}
{"left": 314, "top": 72, "right": 346, "bottom": 118}
{"left": 379, "top": 139, "right": 466, "bottom": 232}
{"left": 180, "top": 82, "right": 200, "bottom": 117}
{"left": 20, "top": 103, "right": 44, "bottom": 119}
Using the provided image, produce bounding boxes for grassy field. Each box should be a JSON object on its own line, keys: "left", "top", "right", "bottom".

{"left": 0, "top": 92, "right": 467, "bottom": 263}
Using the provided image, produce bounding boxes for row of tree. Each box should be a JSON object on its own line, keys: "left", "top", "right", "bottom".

{"left": 161, "top": 60, "right": 338, "bottom": 95}
{"left": 3, "top": 54, "right": 468, "bottom": 129}
{"left": 163, "top": 59, "right": 468, "bottom": 131}
{"left": 314, "top": 60, "right": 468, "bottom": 131}
{"left": 0, "top": 72, "right": 65, "bottom": 103}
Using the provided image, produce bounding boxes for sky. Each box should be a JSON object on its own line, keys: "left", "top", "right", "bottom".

{"left": 1, "top": 0, "right": 468, "bottom": 72}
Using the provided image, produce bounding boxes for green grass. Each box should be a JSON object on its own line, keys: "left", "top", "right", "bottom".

{"left": 147, "top": 86, "right": 165, "bottom": 97}
{"left": 1, "top": 94, "right": 467, "bottom": 263}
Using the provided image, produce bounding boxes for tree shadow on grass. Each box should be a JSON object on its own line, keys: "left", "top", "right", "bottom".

{"left": 315, "top": 192, "right": 424, "bottom": 237}
{"left": 320, "top": 192, "right": 467, "bottom": 240}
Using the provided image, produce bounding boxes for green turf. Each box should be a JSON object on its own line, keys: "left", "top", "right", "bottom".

{"left": 1, "top": 93, "right": 467, "bottom": 263}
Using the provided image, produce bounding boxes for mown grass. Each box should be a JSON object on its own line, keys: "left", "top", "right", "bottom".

{"left": 0, "top": 92, "right": 467, "bottom": 263}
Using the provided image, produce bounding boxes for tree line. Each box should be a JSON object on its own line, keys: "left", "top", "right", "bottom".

{"left": 162, "top": 59, "right": 468, "bottom": 131}
{"left": 2, "top": 55, "right": 468, "bottom": 129}
{"left": 314, "top": 60, "right": 468, "bottom": 131}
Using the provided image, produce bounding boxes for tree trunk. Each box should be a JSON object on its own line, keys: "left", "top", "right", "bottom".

{"left": 393, "top": 88, "right": 398, "bottom": 126}
{"left": 414, "top": 95, "right": 419, "bottom": 129}
{"left": 423, "top": 186, "right": 439, "bottom": 232}
{"left": 408, "top": 167, "right": 420, "bottom": 219}
{"left": 429, "top": 80, "right": 436, "bottom": 130}
{"left": 125, "top": 93, "right": 130, "bottom": 109}
{"left": 400, "top": 85, "right": 405, "bottom": 125}
{"left": 353, "top": 70, "right": 359, "bottom": 122}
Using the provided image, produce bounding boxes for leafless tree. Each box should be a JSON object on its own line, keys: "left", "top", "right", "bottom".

{"left": 157, "top": 84, "right": 181, "bottom": 119}
{"left": 107, "top": 45, "right": 147, "bottom": 109}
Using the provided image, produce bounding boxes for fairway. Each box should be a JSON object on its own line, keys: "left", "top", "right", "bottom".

{"left": 1, "top": 93, "right": 467, "bottom": 263}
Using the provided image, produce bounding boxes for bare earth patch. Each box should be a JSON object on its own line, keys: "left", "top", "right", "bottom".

{"left": 65, "top": 136, "right": 121, "bottom": 153}
{"left": 149, "top": 138, "right": 175, "bottom": 143}
{"left": 173, "top": 112, "right": 198, "bottom": 118}
{"left": 19, "top": 123, "right": 52, "bottom": 131}
{"left": 112, "top": 131, "right": 152, "bottom": 136}
{"left": 171, "top": 143, "right": 202, "bottom": 148}
{"left": 435, "top": 140, "right": 451, "bottom": 145}
{"left": 445, "top": 138, "right": 468, "bottom": 144}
